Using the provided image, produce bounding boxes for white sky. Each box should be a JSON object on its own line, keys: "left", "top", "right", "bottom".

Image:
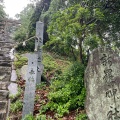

{"left": 4, "top": 0, "right": 30, "bottom": 18}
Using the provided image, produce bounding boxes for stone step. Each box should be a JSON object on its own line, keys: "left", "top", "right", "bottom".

{"left": 0, "top": 112, "right": 6, "bottom": 120}
{"left": 0, "top": 67, "right": 11, "bottom": 82}
{"left": 0, "top": 101, "right": 8, "bottom": 111}
{"left": 0, "top": 61, "right": 12, "bottom": 66}
{"left": 0, "top": 74, "right": 11, "bottom": 82}
{"left": 0, "top": 66, "right": 11, "bottom": 72}
{"left": 0, "top": 52, "right": 11, "bottom": 56}
{"left": 0, "top": 90, "right": 9, "bottom": 101}
{"left": 0, "top": 51, "right": 9, "bottom": 55}
{"left": 0, "top": 42, "right": 13, "bottom": 46}
{"left": 0, "top": 101, "right": 8, "bottom": 120}
{"left": 0, "top": 47, "right": 12, "bottom": 52}
{"left": 8, "top": 83, "right": 18, "bottom": 96}
{"left": 0, "top": 56, "right": 11, "bottom": 61}
{"left": 0, "top": 41, "right": 12, "bottom": 43}
{"left": 0, "top": 82, "right": 9, "bottom": 90}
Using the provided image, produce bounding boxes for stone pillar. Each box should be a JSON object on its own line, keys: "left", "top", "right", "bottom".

{"left": 0, "top": 39, "right": 12, "bottom": 120}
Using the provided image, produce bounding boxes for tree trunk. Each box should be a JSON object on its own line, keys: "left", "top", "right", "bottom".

{"left": 71, "top": 45, "right": 76, "bottom": 61}
{"left": 78, "top": 39, "right": 83, "bottom": 64}
{"left": 28, "top": 0, "right": 51, "bottom": 41}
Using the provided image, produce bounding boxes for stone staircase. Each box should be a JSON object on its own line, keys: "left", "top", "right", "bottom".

{"left": 0, "top": 37, "right": 13, "bottom": 120}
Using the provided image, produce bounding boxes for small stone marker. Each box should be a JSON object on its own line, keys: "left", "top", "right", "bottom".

{"left": 22, "top": 54, "right": 37, "bottom": 118}
{"left": 35, "top": 21, "right": 44, "bottom": 85}
{"left": 85, "top": 47, "right": 120, "bottom": 120}
{"left": 22, "top": 21, "right": 44, "bottom": 118}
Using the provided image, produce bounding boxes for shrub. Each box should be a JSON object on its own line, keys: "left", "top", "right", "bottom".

{"left": 14, "top": 54, "right": 28, "bottom": 69}
{"left": 9, "top": 87, "right": 23, "bottom": 103}
{"left": 22, "top": 114, "right": 35, "bottom": 120}
{"left": 10, "top": 100, "right": 23, "bottom": 113}
{"left": 36, "top": 114, "right": 46, "bottom": 120}
{"left": 43, "top": 53, "right": 58, "bottom": 72}
{"left": 75, "top": 113, "right": 88, "bottom": 120}
{"left": 41, "top": 62, "right": 86, "bottom": 117}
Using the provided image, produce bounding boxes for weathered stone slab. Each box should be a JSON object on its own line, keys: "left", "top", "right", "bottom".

{"left": 0, "top": 82, "right": 9, "bottom": 90}
{"left": 0, "top": 112, "right": 6, "bottom": 120}
{"left": 0, "top": 42, "right": 12, "bottom": 48}
{"left": 85, "top": 47, "right": 120, "bottom": 120}
{"left": 1, "top": 47, "right": 11, "bottom": 52}
{"left": 0, "top": 51, "right": 9, "bottom": 55}
{"left": 0, "top": 61, "right": 11, "bottom": 66}
{"left": 22, "top": 54, "right": 38, "bottom": 118}
{"left": 0, "top": 52, "right": 11, "bottom": 60}
{"left": 0, "top": 90, "right": 9, "bottom": 101}
{"left": 0, "top": 101, "right": 7, "bottom": 111}
{"left": 0, "top": 74, "right": 11, "bottom": 82}
{"left": 10, "top": 70, "right": 17, "bottom": 82}
{"left": 0, "top": 56, "right": 11, "bottom": 60}
{"left": 0, "top": 66, "right": 11, "bottom": 72}
{"left": 8, "top": 83, "right": 18, "bottom": 96}
{"left": 0, "top": 25, "right": 12, "bottom": 120}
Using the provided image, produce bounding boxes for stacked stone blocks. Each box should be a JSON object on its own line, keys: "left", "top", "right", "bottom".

{"left": 0, "top": 38, "right": 12, "bottom": 120}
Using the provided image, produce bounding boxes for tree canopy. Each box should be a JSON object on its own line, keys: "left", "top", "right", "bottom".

{"left": 0, "top": 0, "right": 6, "bottom": 20}
{"left": 13, "top": 0, "right": 120, "bottom": 61}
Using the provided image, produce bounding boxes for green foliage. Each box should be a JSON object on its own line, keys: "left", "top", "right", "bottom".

{"left": 14, "top": 4, "right": 34, "bottom": 42}
{"left": 41, "top": 62, "right": 86, "bottom": 117}
{"left": 14, "top": 54, "right": 28, "bottom": 69}
{"left": 46, "top": 4, "right": 104, "bottom": 62}
{"left": 28, "top": 0, "right": 51, "bottom": 44}
{"left": 13, "top": 28, "right": 26, "bottom": 42}
{"left": 22, "top": 114, "right": 35, "bottom": 120}
{"left": 22, "top": 114, "right": 51, "bottom": 120}
{"left": 36, "top": 82, "right": 46, "bottom": 90}
{"left": 36, "top": 114, "right": 46, "bottom": 120}
{"left": 9, "top": 87, "right": 23, "bottom": 102}
{"left": 13, "top": 4, "right": 35, "bottom": 52}
{"left": 0, "top": 4, "right": 6, "bottom": 19}
{"left": 42, "top": 52, "right": 71, "bottom": 81}
{"left": 43, "top": 53, "right": 58, "bottom": 72}
{"left": 10, "top": 100, "right": 23, "bottom": 113}
{"left": 15, "top": 39, "right": 35, "bottom": 52}
{"left": 84, "top": 34, "right": 100, "bottom": 50}
{"left": 75, "top": 113, "right": 88, "bottom": 120}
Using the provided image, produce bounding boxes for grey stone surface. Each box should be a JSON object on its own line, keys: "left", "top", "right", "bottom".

{"left": 0, "top": 90, "right": 9, "bottom": 101}
{"left": 8, "top": 47, "right": 18, "bottom": 96}
{"left": 0, "top": 101, "right": 7, "bottom": 111}
{"left": 20, "top": 65, "right": 28, "bottom": 80}
{"left": 0, "top": 33, "right": 12, "bottom": 120}
{"left": 22, "top": 21, "right": 44, "bottom": 118}
{"left": 0, "top": 66, "right": 11, "bottom": 72}
{"left": 85, "top": 47, "right": 120, "bottom": 120}
{"left": 0, "top": 52, "right": 11, "bottom": 60}
{"left": 0, "top": 61, "right": 11, "bottom": 66}
{"left": 8, "top": 83, "right": 18, "bottom": 95}
{"left": 10, "top": 70, "right": 17, "bottom": 82}
{"left": 36, "top": 21, "right": 44, "bottom": 41}
{"left": 36, "top": 21, "right": 44, "bottom": 85}
{"left": 22, "top": 53, "right": 38, "bottom": 118}
{"left": 0, "top": 82, "right": 9, "bottom": 90}
{"left": 0, "top": 112, "right": 6, "bottom": 120}
{"left": 0, "top": 74, "right": 11, "bottom": 82}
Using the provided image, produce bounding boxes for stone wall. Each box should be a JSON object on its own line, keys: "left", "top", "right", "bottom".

{"left": 0, "top": 37, "right": 12, "bottom": 120}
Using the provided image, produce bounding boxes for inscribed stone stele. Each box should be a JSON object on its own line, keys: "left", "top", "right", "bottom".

{"left": 85, "top": 47, "right": 120, "bottom": 120}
